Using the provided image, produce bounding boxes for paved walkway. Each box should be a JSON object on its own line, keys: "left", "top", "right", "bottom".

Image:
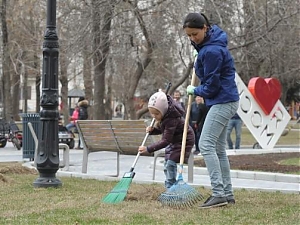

{"left": 1, "top": 142, "right": 299, "bottom": 194}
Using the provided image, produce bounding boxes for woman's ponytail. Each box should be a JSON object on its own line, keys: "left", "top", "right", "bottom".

{"left": 200, "top": 13, "right": 210, "bottom": 27}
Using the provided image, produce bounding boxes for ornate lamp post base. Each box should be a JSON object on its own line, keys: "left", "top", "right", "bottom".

{"left": 33, "top": 177, "right": 62, "bottom": 188}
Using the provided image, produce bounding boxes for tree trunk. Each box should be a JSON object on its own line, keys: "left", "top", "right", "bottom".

{"left": 104, "top": 56, "right": 114, "bottom": 119}
{"left": 123, "top": 1, "right": 155, "bottom": 119}
{"left": 23, "top": 62, "right": 28, "bottom": 114}
{"left": 12, "top": 58, "right": 22, "bottom": 120}
{"left": 83, "top": 41, "right": 93, "bottom": 119}
{"left": 1, "top": 0, "right": 12, "bottom": 120}
{"left": 34, "top": 52, "right": 41, "bottom": 113}
{"left": 92, "top": 0, "right": 114, "bottom": 120}
{"left": 59, "top": 47, "right": 69, "bottom": 125}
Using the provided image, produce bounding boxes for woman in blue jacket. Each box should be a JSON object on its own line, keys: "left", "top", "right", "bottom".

{"left": 184, "top": 12, "right": 239, "bottom": 209}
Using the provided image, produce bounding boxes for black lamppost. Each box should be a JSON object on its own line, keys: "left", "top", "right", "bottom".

{"left": 33, "top": 0, "right": 62, "bottom": 188}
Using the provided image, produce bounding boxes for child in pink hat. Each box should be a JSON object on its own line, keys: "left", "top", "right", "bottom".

{"left": 138, "top": 91, "right": 195, "bottom": 189}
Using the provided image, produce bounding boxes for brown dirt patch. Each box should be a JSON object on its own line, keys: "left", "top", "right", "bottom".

{"left": 0, "top": 163, "right": 37, "bottom": 183}
{"left": 126, "top": 184, "right": 165, "bottom": 201}
{"left": 194, "top": 152, "right": 300, "bottom": 173}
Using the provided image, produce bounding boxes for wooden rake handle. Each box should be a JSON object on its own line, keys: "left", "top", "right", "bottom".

{"left": 179, "top": 59, "right": 197, "bottom": 165}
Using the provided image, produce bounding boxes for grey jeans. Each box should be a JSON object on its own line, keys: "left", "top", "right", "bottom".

{"left": 199, "top": 101, "right": 239, "bottom": 198}
{"left": 163, "top": 159, "right": 177, "bottom": 189}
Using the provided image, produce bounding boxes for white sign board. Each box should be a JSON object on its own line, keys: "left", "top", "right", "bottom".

{"left": 235, "top": 73, "right": 291, "bottom": 149}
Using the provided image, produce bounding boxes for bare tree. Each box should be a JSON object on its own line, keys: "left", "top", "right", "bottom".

{"left": 1, "top": 0, "right": 12, "bottom": 120}
{"left": 91, "top": 0, "right": 116, "bottom": 119}
{"left": 59, "top": 39, "right": 70, "bottom": 124}
{"left": 232, "top": 0, "right": 300, "bottom": 105}
{"left": 1, "top": 0, "right": 298, "bottom": 120}
{"left": 82, "top": 41, "right": 94, "bottom": 119}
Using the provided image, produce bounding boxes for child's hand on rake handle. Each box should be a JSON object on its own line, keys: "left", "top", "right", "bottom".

{"left": 138, "top": 146, "right": 147, "bottom": 154}
{"left": 146, "top": 126, "right": 154, "bottom": 133}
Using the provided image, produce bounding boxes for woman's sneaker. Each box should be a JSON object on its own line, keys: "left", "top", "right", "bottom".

{"left": 227, "top": 198, "right": 235, "bottom": 204}
{"left": 200, "top": 196, "right": 228, "bottom": 209}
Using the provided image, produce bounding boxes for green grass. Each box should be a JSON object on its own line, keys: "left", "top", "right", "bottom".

{"left": 0, "top": 121, "right": 298, "bottom": 224}
{"left": 0, "top": 173, "right": 299, "bottom": 225}
{"left": 279, "top": 157, "right": 300, "bottom": 166}
{"left": 280, "top": 157, "right": 300, "bottom": 174}
{"left": 239, "top": 127, "right": 299, "bottom": 146}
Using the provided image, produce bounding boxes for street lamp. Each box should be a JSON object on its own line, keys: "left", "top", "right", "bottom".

{"left": 33, "top": 0, "right": 62, "bottom": 188}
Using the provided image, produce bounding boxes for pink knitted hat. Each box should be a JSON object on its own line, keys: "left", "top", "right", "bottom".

{"left": 148, "top": 92, "right": 168, "bottom": 116}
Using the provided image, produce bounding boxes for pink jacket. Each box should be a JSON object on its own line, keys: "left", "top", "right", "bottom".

{"left": 70, "top": 109, "right": 79, "bottom": 124}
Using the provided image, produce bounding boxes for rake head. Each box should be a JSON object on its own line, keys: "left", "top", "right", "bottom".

{"left": 157, "top": 174, "right": 203, "bottom": 208}
{"left": 102, "top": 176, "right": 133, "bottom": 204}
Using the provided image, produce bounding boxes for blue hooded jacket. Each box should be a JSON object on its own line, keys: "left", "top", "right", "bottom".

{"left": 192, "top": 25, "right": 239, "bottom": 107}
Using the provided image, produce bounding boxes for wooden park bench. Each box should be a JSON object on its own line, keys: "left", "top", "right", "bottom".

{"left": 76, "top": 119, "right": 195, "bottom": 182}
{"left": 76, "top": 120, "right": 154, "bottom": 176}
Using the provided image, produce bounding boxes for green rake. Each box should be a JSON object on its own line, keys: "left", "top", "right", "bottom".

{"left": 158, "top": 57, "right": 203, "bottom": 208}
{"left": 101, "top": 119, "right": 155, "bottom": 204}
{"left": 102, "top": 83, "right": 172, "bottom": 204}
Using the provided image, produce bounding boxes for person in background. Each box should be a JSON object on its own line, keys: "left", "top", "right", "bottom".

{"left": 66, "top": 104, "right": 79, "bottom": 132}
{"left": 184, "top": 12, "right": 239, "bottom": 208}
{"left": 189, "top": 96, "right": 209, "bottom": 155}
{"left": 226, "top": 113, "right": 242, "bottom": 150}
{"left": 78, "top": 97, "right": 89, "bottom": 120}
{"left": 173, "top": 90, "right": 185, "bottom": 111}
{"left": 76, "top": 97, "right": 89, "bottom": 149}
{"left": 138, "top": 91, "right": 194, "bottom": 189}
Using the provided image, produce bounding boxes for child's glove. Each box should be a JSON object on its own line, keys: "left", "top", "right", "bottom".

{"left": 186, "top": 85, "right": 196, "bottom": 95}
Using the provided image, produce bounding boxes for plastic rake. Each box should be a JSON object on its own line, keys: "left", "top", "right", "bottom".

{"left": 101, "top": 119, "right": 155, "bottom": 204}
{"left": 102, "top": 82, "right": 172, "bottom": 204}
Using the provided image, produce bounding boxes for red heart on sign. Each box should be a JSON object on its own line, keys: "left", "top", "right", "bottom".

{"left": 248, "top": 77, "right": 281, "bottom": 115}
